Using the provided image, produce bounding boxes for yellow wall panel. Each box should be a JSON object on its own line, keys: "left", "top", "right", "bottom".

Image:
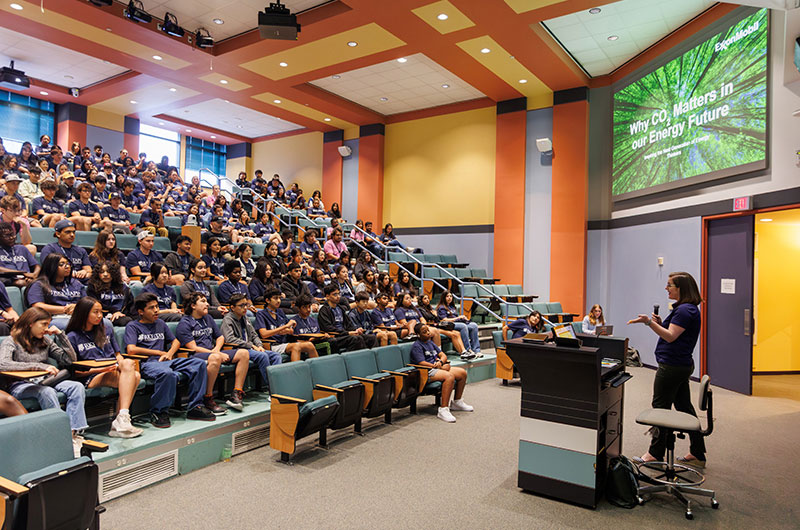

{"left": 252, "top": 132, "right": 323, "bottom": 194}
{"left": 383, "top": 107, "right": 496, "bottom": 228}
{"left": 753, "top": 209, "right": 800, "bottom": 372}
{"left": 86, "top": 107, "right": 124, "bottom": 132}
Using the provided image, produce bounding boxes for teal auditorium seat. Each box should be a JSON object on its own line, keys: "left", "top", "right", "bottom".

{"left": 6, "top": 286, "right": 23, "bottom": 315}
{"left": 306, "top": 356, "right": 364, "bottom": 433}
{"left": 74, "top": 230, "right": 98, "bottom": 249}
{"left": 154, "top": 237, "right": 172, "bottom": 253}
{"left": 342, "top": 350, "right": 394, "bottom": 423}
{"left": 116, "top": 234, "right": 138, "bottom": 251}
{"left": 164, "top": 216, "right": 181, "bottom": 228}
{"left": 373, "top": 345, "right": 420, "bottom": 413}
{"left": 128, "top": 213, "right": 141, "bottom": 225}
{"left": 29, "top": 227, "right": 55, "bottom": 246}
{"left": 0, "top": 409, "right": 104, "bottom": 530}
{"left": 267, "top": 362, "right": 340, "bottom": 462}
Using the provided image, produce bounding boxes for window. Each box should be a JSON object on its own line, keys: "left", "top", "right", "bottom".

{"left": 185, "top": 136, "right": 226, "bottom": 183}
{"left": 139, "top": 124, "right": 180, "bottom": 171}
{"left": 0, "top": 90, "right": 55, "bottom": 155}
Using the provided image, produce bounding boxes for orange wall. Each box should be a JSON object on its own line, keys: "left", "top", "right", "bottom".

{"left": 358, "top": 132, "right": 384, "bottom": 227}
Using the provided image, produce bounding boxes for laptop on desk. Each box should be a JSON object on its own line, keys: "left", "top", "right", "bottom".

{"left": 595, "top": 325, "right": 614, "bottom": 336}
{"left": 521, "top": 332, "right": 549, "bottom": 343}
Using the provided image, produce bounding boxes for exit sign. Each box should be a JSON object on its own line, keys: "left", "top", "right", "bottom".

{"left": 733, "top": 196, "right": 752, "bottom": 211}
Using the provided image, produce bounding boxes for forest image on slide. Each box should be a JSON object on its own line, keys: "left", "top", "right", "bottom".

{"left": 612, "top": 9, "right": 767, "bottom": 196}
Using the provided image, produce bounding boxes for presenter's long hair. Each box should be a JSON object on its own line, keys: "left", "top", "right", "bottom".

{"left": 588, "top": 304, "right": 605, "bottom": 326}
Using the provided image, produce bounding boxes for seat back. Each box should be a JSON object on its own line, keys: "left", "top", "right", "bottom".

{"left": 307, "top": 356, "right": 349, "bottom": 387}
{"left": 460, "top": 284, "right": 479, "bottom": 299}
{"left": 116, "top": 234, "right": 138, "bottom": 251}
{"left": 29, "top": 227, "right": 55, "bottom": 246}
{"left": 508, "top": 284, "right": 523, "bottom": 295}
{"left": 0, "top": 409, "right": 73, "bottom": 483}
{"left": 492, "top": 330, "right": 504, "bottom": 349}
{"left": 548, "top": 302, "right": 564, "bottom": 313}
{"left": 342, "top": 350, "right": 380, "bottom": 378}
{"left": 267, "top": 362, "right": 314, "bottom": 402}
{"left": 164, "top": 216, "right": 182, "bottom": 228}
{"left": 531, "top": 302, "right": 549, "bottom": 313}
{"left": 398, "top": 342, "right": 414, "bottom": 365}
{"left": 471, "top": 268, "right": 487, "bottom": 278}
{"left": 154, "top": 237, "right": 172, "bottom": 253}
{"left": 373, "top": 345, "right": 403, "bottom": 371}
{"left": 493, "top": 284, "right": 509, "bottom": 296}
{"left": 74, "top": 231, "right": 98, "bottom": 249}
{"left": 6, "top": 286, "right": 24, "bottom": 315}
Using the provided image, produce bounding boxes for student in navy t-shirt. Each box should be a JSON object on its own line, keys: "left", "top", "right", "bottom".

{"left": 255, "top": 289, "right": 317, "bottom": 362}
{"left": 409, "top": 323, "right": 473, "bottom": 423}
{"left": 126, "top": 231, "right": 164, "bottom": 277}
{"left": 65, "top": 297, "right": 143, "bottom": 438}
{"left": 175, "top": 292, "right": 251, "bottom": 414}
{"left": 142, "top": 264, "right": 183, "bottom": 322}
{"left": 0, "top": 221, "right": 39, "bottom": 288}
{"left": 317, "top": 283, "right": 370, "bottom": 353}
{"left": 370, "top": 292, "right": 408, "bottom": 339}
{"left": 506, "top": 310, "right": 549, "bottom": 339}
{"left": 629, "top": 272, "right": 706, "bottom": 466}
{"left": 201, "top": 237, "right": 226, "bottom": 282}
{"left": 27, "top": 253, "right": 87, "bottom": 329}
{"left": 124, "top": 293, "right": 213, "bottom": 428}
{"left": 291, "top": 294, "right": 322, "bottom": 336}
{"left": 349, "top": 291, "right": 396, "bottom": 346}
{"left": 217, "top": 261, "right": 251, "bottom": 306}
{"left": 31, "top": 180, "right": 66, "bottom": 228}
{"left": 100, "top": 193, "right": 132, "bottom": 234}
{"left": 68, "top": 182, "right": 106, "bottom": 232}
{"left": 86, "top": 261, "right": 132, "bottom": 327}
{"left": 39, "top": 219, "right": 93, "bottom": 280}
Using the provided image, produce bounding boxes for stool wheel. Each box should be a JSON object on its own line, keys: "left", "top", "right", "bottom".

{"left": 711, "top": 499, "right": 719, "bottom": 509}
{"left": 685, "top": 511, "right": 693, "bottom": 520}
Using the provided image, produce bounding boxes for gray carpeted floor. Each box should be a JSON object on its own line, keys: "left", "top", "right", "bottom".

{"left": 103, "top": 366, "right": 800, "bottom": 529}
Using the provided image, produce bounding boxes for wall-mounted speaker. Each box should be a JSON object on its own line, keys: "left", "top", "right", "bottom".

{"left": 536, "top": 137, "right": 553, "bottom": 153}
{"left": 337, "top": 145, "right": 352, "bottom": 157}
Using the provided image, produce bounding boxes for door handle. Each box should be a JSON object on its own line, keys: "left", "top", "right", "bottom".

{"left": 744, "top": 309, "right": 751, "bottom": 336}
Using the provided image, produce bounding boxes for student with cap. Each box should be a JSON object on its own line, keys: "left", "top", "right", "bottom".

{"left": 125, "top": 293, "right": 215, "bottom": 428}
{"left": 68, "top": 182, "right": 108, "bottom": 232}
{"left": 0, "top": 221, "right": 39, "bottom": 288}
{"left": 100, "top": 192, "right": 132, "bottom": 233}
{"left": 0, "top": 173, "right": 28, "bottom": 212}
{"left": 32, "top": 180, "right": 66, "bottom": 228}
{"left": 40, "top": 219, "right": 93, "bottom": 279}
{"left": 200, "top": 215, "right": 234, "bottom": 254}
{"left": 55, "top": 171, "right": 77, "bottom": 202}
{"left": 137, "top": 197, "right": 168, "bottom": 237}
{"left": 126, "top": 231, "right": 164, "bottom": 278}
{"left": 175, "top": 292, "right": 252, "bottom": 414}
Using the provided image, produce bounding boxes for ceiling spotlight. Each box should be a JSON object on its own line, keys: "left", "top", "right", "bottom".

{"left": 130, "top": 100, "right": 137, "bottom": 104}
{"left": 480, "top": 47, "right": 490, "bottom": 54}
{"left": 9, "top": 3, "right": 22, "bottom": 10}
{"left": 589, "top": 7, "right": 602, "bottom": 14}
{"left": 169, "top": 87, "right": 177, "bottom": 92}
{"left": 186, "top": 129, "right": 192, "bottom": 133}
{"left": 441, "top": 84, "right": 449, "bottom": 89}
{"left": 437, "top": 13, "right": 448, "bottom": 20}
{"left": 347, "top": 41, "right": 358, "bottom": 47}
{"left": 519, "top": 79, "right": 528, "bottom": 84}
{"left": 273, "top": 99, "right": 281, "bottom": 103}
{"left": 279, "top": 61, "right": 288, "bottom": 67}
{"left": 607, "top": 35, "right": 619, "bottom": 41}
{"left": 89, "top": 0, "right": 113, "bottom": 6}
{"left": 213, "top": 18, "right": 224, "bottom": 25}
{"left": 39, "top": 91, "right": 48, "bottom": 95}
{"left": 332, "top": 74, "right": 341, "bottom": 79}
{"left": 380, "top": 97, "right": 388, "bottom": 101}
{"left": 125, "top": 0, "right": 151, "bottom": 23}
{"left": 106, "top": 28, "right": 112, "bottom": 32}
{"left": 195, "top": 28, "right": 214, "bottom": 48}
{"left": 323, "top": 117, "right": 331, "bottom": 122}
{"left": 210, "top": 135, "right": 216, "bottom": 139}
{"left": 152, "top": 55, "right": 163, "bottom": 61}
{"left": 760, "top": 218, "right": 773, "bottom": 222}
{"left": 397, "top": 57, "right": 407, "bottom": 63}
{"left": 161, "top": 12, "right": 185, "bottom": 38}
{"left": 220, "top": 79, "right": 229, "bottom": 84}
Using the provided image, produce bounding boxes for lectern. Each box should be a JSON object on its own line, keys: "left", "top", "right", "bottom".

{"left": 504, "top": 337, "right": 630, "bottom": 508}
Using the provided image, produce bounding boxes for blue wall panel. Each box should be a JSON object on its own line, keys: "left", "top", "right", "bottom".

{"left": 341, "top": 138, "right": 359, "bottom": 222}
{"left": 524, "top": 107, "right": 553, "bottom": 299}
{"left": 86, "top": 125, "right": 124, "bottom": 158}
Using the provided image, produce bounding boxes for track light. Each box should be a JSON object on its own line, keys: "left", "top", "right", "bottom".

{"left": 195, "top": 28, "right": 214, "bottom": 48}
{"left": 125, "top": 1, "right": 151, "bottom": 23}
{"left": 161, "top": 12, "right": 184, "bottom": 38}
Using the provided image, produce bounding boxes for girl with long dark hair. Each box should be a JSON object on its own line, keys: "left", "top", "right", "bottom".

{"left": 86, "top": 261, "right": 132, "bottom": 326}
{"left": 26, "top": 254, "right": 86, "bottom": 328}
{"left": 202, "top": 237, "right": 226, "bottom": 281}
{"left": 437, "top": 290, "right": 481, "bottom": 356}
{"left": 142, "top": 264, "right": 183, "bottom": 322}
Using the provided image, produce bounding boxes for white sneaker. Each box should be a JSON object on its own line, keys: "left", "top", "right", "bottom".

{"left": 109, "top": 412, "right": 144, "bottom": 438}
{"left": 72, "top": 434, "right": 84, "bottom": 458}
{"left": 450, "top": 399, "right": 474, "bottom": 412}
{"left": 437, "top": 407, "right": 456, "bottom": 423}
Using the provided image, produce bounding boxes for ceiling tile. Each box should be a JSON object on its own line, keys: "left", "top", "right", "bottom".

{"left": 163, "top": 98, "right": 303, "bottom": 138}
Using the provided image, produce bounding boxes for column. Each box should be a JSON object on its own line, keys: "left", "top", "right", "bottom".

{"left": 357, "top": 124, "right": 384, "bottom": 227}
{"left": 55, "top": 102, "right": 86, "bottom": 152}
{"left": 322, "top": 130, "right": 344, "bottom": 209}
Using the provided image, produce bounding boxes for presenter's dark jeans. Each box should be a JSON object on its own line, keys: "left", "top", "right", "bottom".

{"left": 648, "top": 363, "right": 706, "bottom": 461}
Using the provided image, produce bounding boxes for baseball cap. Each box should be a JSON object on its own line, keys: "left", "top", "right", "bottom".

{"left": 4, "top": 173, "right": 22, "bottom": 182}
{"left": 54, "top": 219, "right": 75, "bottom": 232}
{"left": 62, "top": 171, "right": 75, "bottom": 180}
{"left": 109, "top": 192, "right": 121, "bottom": 200}
{"left": 210, "top": 216, "right": 225, "bottom": 224}
{"left": 137, "top": 231, "right": 153, "bottom": 241}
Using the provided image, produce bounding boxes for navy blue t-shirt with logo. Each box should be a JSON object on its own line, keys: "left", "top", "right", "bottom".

{"left": 255, "top": 308, "right": 290, "bottom": 344}
{"left": 124, "top": 319, "right": 175, "bottom": 361}
{"left": 68, "top": 322, "right": 119, "bottom": 361}
{"left": 0, "top": 245, "right": 37, "bottom": 273}
{"left": 27, "top": 278, "right": 85, "bottom": 306}
{"left": 175, "top": 314, "right": 220, "bottom": 350}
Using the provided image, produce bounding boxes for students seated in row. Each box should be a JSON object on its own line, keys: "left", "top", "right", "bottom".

{"left": 0, "top": 221, "right": 39, "bottom": 288}
{"left": 175, "top": 292, "right": 251, "bottom": 414}
{"left": 180, "top": 259, "right": 228, "bottom": 319}
{"left": 65, "top": 298, "right": 143, "bottom": 438}
{"left": 410, "top": 323, "right": 473, "bottom": 423}
{"left": 124, "top": 293, "right": 215, "bottom": 428}
{"left": 86, "top": 261, "right": 133, "bottom": 327}
{"left": 581, "top": 304, "right": 606, "bottom": 335}
{"left": 126, "top": 231, "right": 164, "bottom": 278}
{"left": 416, "top": 293, "right": 470, "bottom": 359}
{"left": 164, "top": 235, "right": 193, "bottom": 284}
{"left": 255, "top": 289, "right": 317, "bottom": 362}
{"left": 506, "top": 310, "right": 549, "bottom": 339}
{"left": 69, "top": 182, "right": 108, "bottom": 232}
{"left": 220, "top": 293, "right": 281, "bottom": 396}
{"left": 27, "top": 253, "right": 86, "bottom": 328}
{"left": 217, "top": 260, "right": 251, "bottom": 306}
{"left": 348, "top": 292, "right": 397, "bottom": 346}
{"left": 32, "top": 180, "right": 67, "bottom": 228}
{"left": 0, "top": 307, "right": 87, "bottom": 454}
{"left": 318, "top": 283, "right": 372, "bottom": 353}
{"left": 142, "top": 264, "right": 183, "bottom": 322}
{"left": 89, "top": 231, "right": 129, "bottom": 284}
{"left": 370, "top": 292, "right": 408, "bottom": 339}
{"left": 40, "top": 219, "right": 93, "bottom": 279}
{"left": 437, "top": 290, "right": 481, "bottom": 356}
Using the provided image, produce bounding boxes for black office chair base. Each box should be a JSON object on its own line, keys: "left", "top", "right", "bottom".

{"left": 636, "top": 456, "right": 717, "bottom": 520}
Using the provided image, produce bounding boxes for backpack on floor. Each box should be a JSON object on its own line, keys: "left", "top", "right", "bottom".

{"left": 626, "top": 347, "right": 643, "bottom": 367}
{"left": 606, "top": 455, "right": 640, "bottom": 509}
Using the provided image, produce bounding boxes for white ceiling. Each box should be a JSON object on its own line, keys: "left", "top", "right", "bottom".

{"left": 0, "top": 26, "right": 129, "bottom": 89}
{"left": 309, "top": 53, "right": 485, "bottom": 116}
{"left": 141, "top": 0, "right": 331, "bottom": 42}
{"left": 163, "top": 98, "right": 304, "bottom": 138}
{"left": 542, "top": 0, "right": 717, "bottom": 77}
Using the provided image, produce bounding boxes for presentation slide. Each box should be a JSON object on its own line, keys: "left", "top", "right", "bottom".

{"left": 612, "top": 8, "right": 768, "bottom": 199}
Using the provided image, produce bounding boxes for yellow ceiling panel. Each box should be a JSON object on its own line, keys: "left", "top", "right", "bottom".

{"left": 1, "top": 1, "right": 191, "bottom": 70}
{"left": 411, "top": 1, "right": 476, "bottom": 35}
{"left": 91, "top": 82, "right": 200, "bottom": 116}
{"left": 241, "top": 23, "right": 406, "bottom": 81}
{"left": 252, "top": 92, "right": 356, "bottom": 130}
{"left": 199, "top": 72, "right": 251, "bottom": 92}
{"left": 456, "top": 36, "right": 552, "bottom": 109}
{"left": 503, "top": 0, "right": 568, "bottom": 15}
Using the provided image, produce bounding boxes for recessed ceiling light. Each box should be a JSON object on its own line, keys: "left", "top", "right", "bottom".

{"left": 64, "top": 75, "right": 74, "bottom": 80}
{"left": 129, "top": 100, "right": 137, "bottom": 104}
{"left": 519, "top": 79, "right": 528, "bottom": 84}
{"left": 380, "top": 97, "right": 388, "bottom": 101}
{"left": 273, "top": 99, "right": 281, "bottom": 104}
{"left": 607, "top": 35, "right": 619, "bottom": 41}
{"left": 186, "top": 129, "right": 192, "bottom": 133}
{"left": 441, "top": 84, "right": 449, "bottom": 89}
{"left": 236, "top": 125, "right": 243, "bottom": 129}
{"left": 332, "top": 74, "right": 341, "bottom": 79}
{"left": 220, "top": 79, "right": 229, "bottom": 84}
{"left": 397, "top": 58, "right": 407, "bottom": 63}
{"left": 210, "top": 135, "right": 216, "bottom": 139}
{"left": 39, "top": 91, "right": 48, "bottom": 96}
{"left": 589, "top": 7, "right": 602, "bottom": 14}
{"left": 169, "top": 87, "right": 177, "bottom": 92}
{"left": 480, "top": 48, "right": 491, "bottom": 54}
{"left": 9, "top": 3, "right": 22, "bottom": 10}
{"left": 105, "top": 28, "right": 112, "bottom": 32}
{"left": 323, "top": 117, "right": 331, "bottom": 122}
{"left": 213, "top": 18, "right": 224, "bottom": 25}
{"left": 152, "top": 55, "right": 163, "bottom": 61}
{"left": 279, "top": 62, "right": 288, "bottom": 67}
{"left": 347, "top": 41, "right": 358, "bottom": 47}
{"left": 437, "top": 13, "right": 448, "bottom": 20}
{"left": 760, "top": 218, "right": 773, "bottom": 222}
{"left": 158, "top": 122, "right": 164, "bottom": 126}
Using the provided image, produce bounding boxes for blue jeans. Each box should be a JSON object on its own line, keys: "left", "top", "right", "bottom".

{"left": 247, "top": 350, "right": 282, "bottom": 391}
{"left": 10, "top": 380, "right": 88, "bottom": 431}
{"left": 139, "top": 357, "right": 207, "bottom": 413}
{"left": 384, "top": 239, "right": 407, "bottom": 251}
{"left": 454, "top": 321, "right": 480, "bottom": 352}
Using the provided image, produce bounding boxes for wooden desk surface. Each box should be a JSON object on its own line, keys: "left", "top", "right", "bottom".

{"left": 0, "top": 370, "right": 49, "bottom": 379}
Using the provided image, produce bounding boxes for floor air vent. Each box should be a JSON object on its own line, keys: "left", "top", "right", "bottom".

{"left": 232, "top": 423, "right": 270, "bottom": 455}
{"left": 99, "top": 450, "right": 179, "bottom": 502}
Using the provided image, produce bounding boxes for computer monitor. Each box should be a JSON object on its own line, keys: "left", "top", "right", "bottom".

{"left": 554, "top": 324, "right": 576, "bottom": 339}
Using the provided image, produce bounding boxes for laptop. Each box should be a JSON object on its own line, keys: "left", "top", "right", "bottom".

{"left": 521, "top": 332, "right": 550, "bottom": 343}
{"left": 596, "top": 325, "right": 614, "bottom": 336}
{"left": 554, "top": 324, "right": 576, "bottom": 339}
